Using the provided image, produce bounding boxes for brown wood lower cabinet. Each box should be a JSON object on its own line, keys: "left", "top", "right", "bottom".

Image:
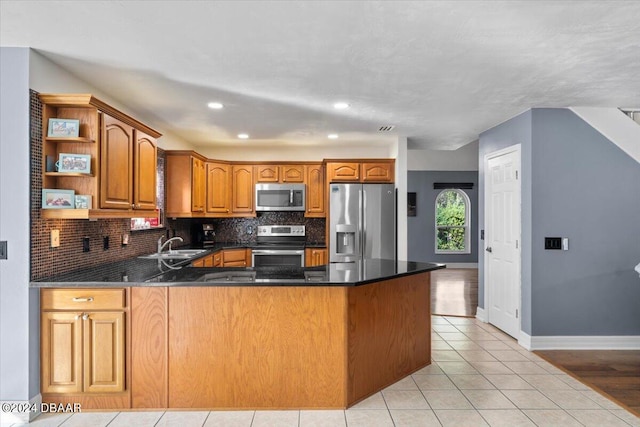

{"left": 42, "top": 272, "right": 431, "bottom": 410}
{"left": 305, "top": 248, "right": 327, "bottom": 266}
{"left": 222, "top": 248, "right": 250, "bottom": 267}
{"left": 191, "top": 249, "right": 250, "bottom": 267}
{"left": 128, "top": 272, "right": 431, "bottom": 409}
{"left": 40, "top": 288, "right": 129, "bottom": 409}
{"left": 131, "top": 287, "right": 168, "bottom": 409}
{"left": 169, "top": 286, "right": 347, "bottom": 408}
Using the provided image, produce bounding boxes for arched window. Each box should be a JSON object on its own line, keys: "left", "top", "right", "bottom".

{"left": 435, "top": 189, "right": 470, "bottom": 254}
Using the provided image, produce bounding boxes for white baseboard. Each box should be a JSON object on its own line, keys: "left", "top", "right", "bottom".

{"left": 518, "top": 332, "right": 532, "bottom": 350}
{"left": 475, "top": 307, "right": 487, "bottom": 322}
{"left": 0, "top": 393, "right": 42, "bottom": 425}
{"left": 520, "top": 332, "right": 640, "bottom": 350}
{"left": 442, "top": 263, "right": 478, "bottom": 269}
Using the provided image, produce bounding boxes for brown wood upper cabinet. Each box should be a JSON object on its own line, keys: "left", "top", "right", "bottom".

{"left": 191, "top": 157, "right": 206, "bottom": 213}
{"left": 208, "top": 163, "right": 254, "bottom": 217}
{"left": 361, "top": 162, "right": 394, "bottom": 182}
{"left": 305, "top": 163, "right": 325, "bottom": 217}
{"left": 256, "top": 164, "right": 304, "bottom": 183}
{"left": 206, "top": 162, "right": 231, "bottom": 214}
{"left": 100, "top": 115, "right": 134, "bottom": 209}
{"left": 326, "top": 162, "right": 360, "bottom": 182}
{"left": 134, "top": 130, "right": 158, "bottom": 210}
{"left": 231, "top": 165, "right": 254, "bottom": 215}
{"left": 167, "top": 156, "right": 254, "bottom": 218}
{"left": 100, "top": 115, "right": 158, "bottom": 210}
{"left": 327, "top": 160, "right": 395, "bottom": 183}
{"left": 166, "top": 152, "right": 207, "bottom": 217}
{"left": 39, "top": 94, "right": 161, "bottom": 219}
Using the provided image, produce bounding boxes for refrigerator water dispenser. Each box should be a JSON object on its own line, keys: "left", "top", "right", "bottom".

{"left": 335, "top": 224, "right": 357, "bottom": 256}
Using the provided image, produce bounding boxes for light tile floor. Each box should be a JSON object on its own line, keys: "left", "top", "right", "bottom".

{"left": 9, "top": 316, "right": 640, "bottom": 427}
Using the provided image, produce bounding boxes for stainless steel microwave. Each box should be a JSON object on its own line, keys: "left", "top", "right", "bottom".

{"left": 255, "top": 183, "right": 305, "bottom": 211}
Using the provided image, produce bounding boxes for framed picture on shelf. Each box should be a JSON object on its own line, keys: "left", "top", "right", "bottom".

{"left": 74, "top": 195, "right": 92, "bottom": 209}
{"left": 57, "top": 153, "right": 91, "bottom": 173}
{"left": 42, "top": 189, "right": 75, "bottom": 209}
{"left": 47, "top": 118, "right": 80, "bottom": 137}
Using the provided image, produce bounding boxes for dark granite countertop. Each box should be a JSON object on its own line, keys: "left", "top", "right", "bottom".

{"left": 304, "top": 243, "right": 327, "bottom": 248}
{"left": 145, "top": 260, "right": 444, "bottom": 286}
{"left": 31, "top": 251, "right": 444, "bottom": 287}
{"left": 199, "top": 242, "right": 327, "bottom": 249}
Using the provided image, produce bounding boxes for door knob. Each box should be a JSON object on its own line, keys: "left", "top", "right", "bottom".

{"left": 486, "top": 247, "right": 492, "bottom": 253}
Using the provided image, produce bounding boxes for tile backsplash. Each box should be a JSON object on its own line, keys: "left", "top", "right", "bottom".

{"left": 182, "top": 214, "right": 325, "bottom": 245}
{"left": 30, "top": 90, "right": 325, "bottom": 280}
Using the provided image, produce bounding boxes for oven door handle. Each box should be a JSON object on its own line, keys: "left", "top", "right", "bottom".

{"left": 252, "top": 249, "right": 304, "bottom": 255}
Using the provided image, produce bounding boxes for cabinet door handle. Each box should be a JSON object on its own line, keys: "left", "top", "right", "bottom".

{"left": 72, "top": 297, "right": 94, "bottom": 302}
{"left": 82, "top": 313, "right": 89, "bottom": 320}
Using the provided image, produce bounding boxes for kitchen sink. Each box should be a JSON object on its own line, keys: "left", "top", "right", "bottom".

{"left": 168, "top": 249, "right": 208, "bottom": 255}
{"left": 139, "top": 249, "right": 208, "bottom": 260}
{"left": 197, "top": 272, "right": 257, "bottom": 283}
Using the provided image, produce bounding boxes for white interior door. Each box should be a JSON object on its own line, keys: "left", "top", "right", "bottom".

{"left": 485, "top": 147, "right": 521, "bottom": 338}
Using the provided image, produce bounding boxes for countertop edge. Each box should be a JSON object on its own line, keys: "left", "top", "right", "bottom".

{"left": 30, "top": 263, "right": 445, "bottom": 288}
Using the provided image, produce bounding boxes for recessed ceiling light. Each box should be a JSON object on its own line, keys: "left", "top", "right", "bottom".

{"left": 207, "top": 102, "right": 224, "bottom": 109}
{"left": 328, "top": 134, "right": 339, "bottom": 139}
{"left": 333, "top": 102, "right": 350, "bottom": 110}
{"left": 237, "top": 133, "right": 249, "bottom": 139}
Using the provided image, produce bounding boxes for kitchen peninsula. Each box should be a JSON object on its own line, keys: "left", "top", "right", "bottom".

{"left": 33, "top": 257, "right": 443, "bottom": 410}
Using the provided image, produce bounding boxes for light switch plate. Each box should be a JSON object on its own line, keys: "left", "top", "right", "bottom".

{"left": 562, "top": 237, "right": 569, "bottom": 251}
{"left": 51, "top": 229, "right": 60, "bottom": 248}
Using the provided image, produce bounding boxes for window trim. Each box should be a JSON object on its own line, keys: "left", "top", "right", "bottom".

{"left": 434, "top": 189, "right": 471, "bottom": 254}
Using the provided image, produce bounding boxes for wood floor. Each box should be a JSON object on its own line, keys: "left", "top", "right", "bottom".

{"left": 431, "top": 268, "right": 478, "bottom": 317}
{"left": 536, "top": 350, "right": 640, "bottom": 416}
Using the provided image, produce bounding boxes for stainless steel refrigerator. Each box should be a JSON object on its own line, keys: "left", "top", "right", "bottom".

{"left": 329, "top": 183, "right": 396, "bottom": 262}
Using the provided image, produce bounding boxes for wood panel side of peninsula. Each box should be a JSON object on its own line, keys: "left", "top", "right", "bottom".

{"left": 129, "top": 272, "right": 432, "bottom": 409}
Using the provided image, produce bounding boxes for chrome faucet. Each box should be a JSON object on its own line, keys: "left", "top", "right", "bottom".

{"left": 157, "top": 236, "right": 184, "bottom": 254}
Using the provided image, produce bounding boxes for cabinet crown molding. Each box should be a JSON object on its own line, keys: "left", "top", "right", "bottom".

{"left": 38, "top": 93, "right": 162, "bottom": 138}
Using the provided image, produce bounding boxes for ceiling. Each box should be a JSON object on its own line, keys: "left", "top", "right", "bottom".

{"left": 2, "top": 1, "right": 639, "bottom": 150}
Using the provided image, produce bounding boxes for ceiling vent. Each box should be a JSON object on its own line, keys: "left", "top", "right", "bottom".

{"left": 378, "top": 125, "right": 395, "bottom": 132}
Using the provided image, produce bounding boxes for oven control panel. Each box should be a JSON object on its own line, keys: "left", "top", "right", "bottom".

{"left": 257, "top": 225, "right": 305, "bottom": 236}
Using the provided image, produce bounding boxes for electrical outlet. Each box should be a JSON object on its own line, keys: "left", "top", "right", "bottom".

{"left": 82, "top": 237, "right": 90, "bottom": 252}
{"left": 51, "top": 230, "right": 60, "bottom": 248}
{"left": 122, "top": 233, "right": 129, "bottom": 245}
{"left": 0, "top": 241, "right": 7, "bottom": 260}
{"left": 103, "top": 236, "right": 109, "bottom": 250}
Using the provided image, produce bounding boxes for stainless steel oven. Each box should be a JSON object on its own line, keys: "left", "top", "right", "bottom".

{"left": 251, "top": 225, "right": 305, "bottom": 267}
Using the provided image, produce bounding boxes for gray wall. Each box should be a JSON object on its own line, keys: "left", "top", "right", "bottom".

{"left": 0, "top": 47, "right": 39, "bottom": 401}
{"left": 530, "top": 109, "right": 640, "bottom": 335}
{"left": 478, "top": 110, "right": 533, "bottom": 333}
{"left": 479, "top": 108, "right": 640, "bottom": 337}
{"left": 408, "top": 171, "right": 478, "bottom": 264}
